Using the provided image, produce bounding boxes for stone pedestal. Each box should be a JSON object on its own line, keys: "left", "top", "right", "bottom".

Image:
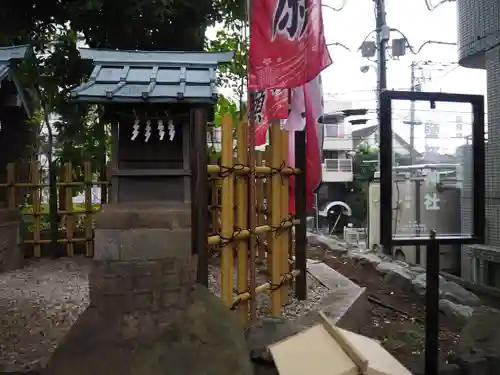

{"left": 42, "top": 202, "right": 253, "bottom": 375}
{"left": 0, "top": 208, "right": 21, "bottom": 272}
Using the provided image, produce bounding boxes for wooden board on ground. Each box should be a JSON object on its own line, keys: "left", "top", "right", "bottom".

{"left": 268, "top": 311, "right": 413, "bottom": 375}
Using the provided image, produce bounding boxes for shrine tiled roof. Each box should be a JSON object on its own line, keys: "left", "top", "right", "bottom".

{"left": 70, "top": 49, "right": 234, "bottom": 104}
{"left": 0, "top": 45, "right": 32, "bottom": 115}
{"left": 0, "top": 45, "right": 29, "bottom": 82}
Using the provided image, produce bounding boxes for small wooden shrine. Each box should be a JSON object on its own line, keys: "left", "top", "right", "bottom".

{"left": 0, "top": 45, "right": 37, "bottom": 272}
{"left": 43, "top": 49, "right": 256, "bottom": 375}
{"left": 72, "top": 48, "right": 233, "bottom": 204}
{"left": 0, "top": 45, "right": 36, "bottom": 205}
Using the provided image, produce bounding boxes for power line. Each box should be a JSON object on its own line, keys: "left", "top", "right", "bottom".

{"left": 423, "top": 0, "right": 455, "bottom": 11}
{"left": 323, "top": 0, "right": 348, "bottom": 12}
{"left": 362, "top": 108, "right": 484, "bottom": 115}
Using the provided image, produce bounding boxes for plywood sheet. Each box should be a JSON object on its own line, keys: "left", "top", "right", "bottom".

{"left": 269, "top": 324, "right": 358, "bottom": 375}
{"left": 269, "top": 316, "right": 413, "bottom": 375}
{"left": 338, "top": 328, "right": 413, "bottom": 375}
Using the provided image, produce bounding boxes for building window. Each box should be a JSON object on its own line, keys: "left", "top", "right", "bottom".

{"left": 324, "top": 124, "right": 340, "bottom": 138}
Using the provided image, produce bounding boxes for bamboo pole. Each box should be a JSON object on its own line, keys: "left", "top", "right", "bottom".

{"left": 64, "top": 162, "right": 74, "bottom": 257}
{"left": 84, "top": 161, "right": 94, "bottom": 257}
{"left": 269, "top": 123, "right": 283, "bottom": 315}
{"left": 220, "top": 114, "right": 235, "bottom": 308}
{"left": 236, "top": 119, "right": 249, "bottom": 324}
{"left": 31, "top": 162, "right": 41, "bottom": 258}
{"left": 264, "top": 147, "right": 272, "bottom": 273}
{"left": 280, "top": 129, "right": 290, "bottom": 304}
{"left": 211, "top": 180, "right": 219, "bottom": 250}
{"left": 245, "top": 0, "right": 258, "bottom": 325}
{"left": 248, "top": 128, "right": 258, "bottom": 323}
{"left": 255, "top": 152, "right": 265, "bottom": 264}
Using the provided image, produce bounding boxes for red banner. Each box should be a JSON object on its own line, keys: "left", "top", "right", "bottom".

{"left": 248, "top": 0, "right": 332, "bottom": 90}
{"left": 303, "top": 83, "right": 322, "bottom": 210}
{"left": 251, "top": 89, "right": 289, "bottom": 146}
{"left": 288, "top": 83, "right": 322, "bottom": 214}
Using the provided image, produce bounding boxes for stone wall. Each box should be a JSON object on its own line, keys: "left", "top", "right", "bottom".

{"left": 42, "top": 202, "right": 254, "bottom": 375}
{"left": 457, "top": 0, "right": 500, "bottom": 284}
{"left": 457, "top": 0, "right": 500, "bottom": 69}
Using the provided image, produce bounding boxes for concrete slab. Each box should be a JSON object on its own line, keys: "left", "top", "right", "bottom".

{"left": 306, "top": 258, "right": 322, "bottom": 269}
{"left": 307, "top": 262, "right": 357, "bottom": 290}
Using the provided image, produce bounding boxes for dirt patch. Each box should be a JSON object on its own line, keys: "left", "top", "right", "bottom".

{"left": 322, "top": 255, "right": 461, "bottom": 368}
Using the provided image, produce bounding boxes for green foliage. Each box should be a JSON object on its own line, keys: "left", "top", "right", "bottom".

{"left": 1, "top": 0, "right": 248, "bottom": 196}
{"left": 346, "top": 146, "right": 378, "bottom": 227}
{"left": 206, "top": 21, "right": 248, "bottom": 100}
{"left": 213, "top": 94, "right": 239, "bottom": 126}
{"left": 206, "top": 16, "right": 249, "bottom": 159}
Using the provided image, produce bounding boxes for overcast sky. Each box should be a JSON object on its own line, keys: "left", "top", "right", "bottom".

{"left": 321, "top": 0, "right": 486, "bottom": 154}
{"left": 207, "top": 0, "right": 487, "bottom": 155}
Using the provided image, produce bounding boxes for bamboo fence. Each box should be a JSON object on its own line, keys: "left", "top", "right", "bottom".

{"left": 207, "top": 115, "right": 301, "bottom": 325}
{"left": 1, "top": 114, "right": 304, "bottom": 324}
{"left": 0, "top": 161, "right": 107, "bottom": 258}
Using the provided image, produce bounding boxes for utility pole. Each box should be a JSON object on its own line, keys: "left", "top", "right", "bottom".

{"left": 375, "top": 0, "right": 389, "bottom": 170}
{"left": 405, "top": 61, "right": 423, "bottom": 164}
{"left": 409, "top": 62, "right": 418, "bottom": 163}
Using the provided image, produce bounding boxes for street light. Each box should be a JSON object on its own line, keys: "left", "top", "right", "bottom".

{"left": 360, "top": 65, "right": 374, "bottom": 74}
{"left": 360, "top": 65, "right": 370, "bottom": 74}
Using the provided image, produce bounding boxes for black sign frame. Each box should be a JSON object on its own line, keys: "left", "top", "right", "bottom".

{"left": 378, "top": 90, "right": 485, "bottom": 375}
{"left": 379, "top": 90, "right": 485, "bottom": 247}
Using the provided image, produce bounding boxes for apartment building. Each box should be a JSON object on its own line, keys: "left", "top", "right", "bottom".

{"left": 321, "top": 100, "right": 355, "bottom": 183}
{"left": 316, "top": 100, "right": 356, "bottom": 207}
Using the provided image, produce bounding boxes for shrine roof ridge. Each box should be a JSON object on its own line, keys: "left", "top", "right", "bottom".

{"left": 78, "top": 48, "right": 234, "bottom": 67}
{"left": 71, "top": 48, "right": 234, "bottom": 104}
{"left": 0, "top": 45, "right": 30, "bottom": 63}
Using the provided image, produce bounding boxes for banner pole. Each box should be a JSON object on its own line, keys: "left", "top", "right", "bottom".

{"left": 293, "top": 87, "right": 307, "bottom": 300}
{"left": 246, "top": 0, "right": 258, "bottom": 325}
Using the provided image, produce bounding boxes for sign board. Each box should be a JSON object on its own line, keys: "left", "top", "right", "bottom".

{"left": 385, "top": 93, "right": 482, "bottom": 243}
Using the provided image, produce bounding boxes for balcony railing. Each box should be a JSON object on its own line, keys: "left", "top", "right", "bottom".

{"left": 324, "top": 158, "right": 353, "bottom": 172}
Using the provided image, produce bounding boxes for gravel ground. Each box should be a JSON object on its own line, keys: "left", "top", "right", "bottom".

{"left": 208, "top": 262, "right": 330, "bottom": 319}
{"left": 0, "top": 257, "right": 328, "bottom": 371}
{"left": 0, "top": 258, "right": 91, "bottom": 372}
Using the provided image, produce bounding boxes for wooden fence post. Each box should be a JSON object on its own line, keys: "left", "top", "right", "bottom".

{"left": 6, "top": 163, "right": 16, "bottom": 209}
{"left": 236, "top": 118, "right": 249, "bottom": 324}
{"left": 84, "top": 161, "right": 94, "bottom": 257}
{"left": 31, "top": 162, "right": 41, "bottom": 258}
{"left": 64, "top": 162, "right": 74, "bottom": 257}
{"left": 269, "top": 123, "right": 283, "bottom": 315}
